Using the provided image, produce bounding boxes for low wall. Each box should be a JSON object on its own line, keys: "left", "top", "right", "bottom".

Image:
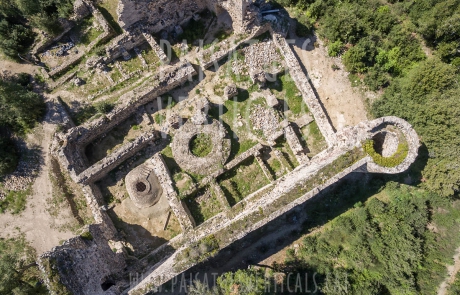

{"left": 49, "top": 1, "right": 115, "bottom": 77}
{"left": 272, "top": 32, "right": 337, "bottom": 147}
{"left": 76, "top": 131, "right": 159, "bottom": 184}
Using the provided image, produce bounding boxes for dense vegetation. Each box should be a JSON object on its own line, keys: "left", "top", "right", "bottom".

{"left": 0, "top": 74, "right": 45, "bottom": 176}
{"left": 363, "top": 139, "right": 408, "bottom": 167}
{"left": 272, "top": 0, "right": 460, "bottom": 199}
{"left": 283, "top": 183, "right": 460, "bottom": 294}
{"left": 0, "top": 0, "right": 74, "bottom": 58}
{"left": 0, "top": 237, "right": 47, "bottom": 294}
{"left": 194, "top": 0, "right": 460, "bottom": 294}
{"left": 373, "top": 58, "right": 460, "bottom": 196}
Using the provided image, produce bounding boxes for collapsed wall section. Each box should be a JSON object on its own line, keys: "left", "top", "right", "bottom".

{"left": 38, "top": 224, "right": 126, "bottom": 295}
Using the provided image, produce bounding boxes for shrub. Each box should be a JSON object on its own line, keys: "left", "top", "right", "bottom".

{"left": 328, "top": 40, "right": 343, "bottom": 57}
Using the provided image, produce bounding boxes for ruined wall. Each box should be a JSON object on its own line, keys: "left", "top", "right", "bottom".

{"left": 64, "top": 61, "right": 196, "bottom": 148}
{"left": 364, "top": 116, "right": 420, "bottom": 174}
{"left": 149, "top": 154, "right": 196, "bottom": 231}
{"left": 39, "top": 224, "right": 127, "bottom": 295}
{"left": 117, "top": 0, "right": 207, "bottom": 30}
{"left": 117, "top": 0, "right": 253, "bottom": 34}
{"left": 49, "top": 0, "right": 115, "bottom": 77}
{"left": 105, "top": 28, "right": 146, "bottom": 61}
{"left": 272, "top": 32, "right": 337, "bottom": 147}
{"left": 76, "top": 131, "right": 159, "bottom": 184}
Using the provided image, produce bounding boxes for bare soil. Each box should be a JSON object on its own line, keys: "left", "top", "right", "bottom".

{"left": 438, "top": 247, "right": 460, "bottom": 295}
{"left": 0, "top": 96, "right": 78, "bottom": 254}
{"left": 288, "top": 21, "right": 370, "bottom": 130}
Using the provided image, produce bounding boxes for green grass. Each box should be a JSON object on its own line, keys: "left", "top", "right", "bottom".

{"left": 70, "top": 17, "right": 103, "bottom": 46}
{"left": 154, "top": 113, "right": 166, "bottom": 125}
{"left": 97, "top": 0, "right": 123, "bottom": 35}
{"left": 190, "top": 133, "right": 213, "bottom": 157}
{"left": 119, "top": 54, "right": 142, "bottom": 73}
{"left": 266, "top": 157, "right": 284, "bottom": 179}
{"left": 219, "top": 157, "right": 270, "bottom": 206}
{"left": 0, "top": 185, "right": 31, "bottom": 214}
{"left": 183, "top": 186, "right": 223, "bottom": 225}
{"left": 363, "top": 139, "right": 409, "bottom": 167}
{"left": 110, "top": 67, "right": 122, "bottom": 82}
{"left": 268, "top": 73, "right": 308, "bottom": 116}
{"left": 214, "top": 29, "right": 231, "bottom": 41}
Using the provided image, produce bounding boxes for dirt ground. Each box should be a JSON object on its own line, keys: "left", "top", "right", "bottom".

{"left": 438, "top": 247, "right": 460, "bottom": 295}
{"left": 0, "top": 95, "right": 77, "bottom": 254}
{"left": 0, "top": 58, "right": 39, "bottom": 76}
{"left": 288, "top": 21, "right": 370, "bottom": 131}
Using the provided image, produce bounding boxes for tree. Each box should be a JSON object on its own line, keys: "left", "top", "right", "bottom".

{"left": 372, "top": 58, "right": 460, "bottom": 196}
{"left": 0, "top": 78, "right": 45, "bottom": 133}
{"left": 0, "top": 136, "right": 18, "bottom": 176}
{"left": 0, "top": 237, "right": 45, "bottom": 294}
{"left": 0, "top": 18, "right": 34, "bottom": 58}
{"left": 342, "top": 37, "right": 378, "bottom": 73}
{"left": 188, "top": 281, "right": 220, "bottom": 295}
{"left": 319, "top": 4, "right": 367, "bottom": 44}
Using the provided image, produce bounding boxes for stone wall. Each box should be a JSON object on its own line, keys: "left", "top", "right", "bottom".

{"left": 141, "top": 32, "right": 168, "bottom": 63}
{"left": 127, "top": 116, "right": 420, "bottom": 294}
{"left": 116, "top": 0, "right": 252, "bottom": 34}
{"left": 284, "top": 125, "right": 309, "bottom": 164}
{"left": 49, "top": 0, "right": 115, "bottom": 77}
{"left": 65, "top": 61, "right": 196, "bottom": 147}
{"left": 76, "top": 131, "right": 159, "bottom": 184}
{"left": 272, "top": 32, "right": 337, "bottom": 147}
{"left": 148, "top": 154, "right": 196, "bottom": 231}
{"left": 106, "top": 28, "right": 146, "bottom": 61}
{"left": 38, "top": 224, "right": 126, "bottom": 295}
{"left": 364, "top": 116, "right": 420, "bottom": 174}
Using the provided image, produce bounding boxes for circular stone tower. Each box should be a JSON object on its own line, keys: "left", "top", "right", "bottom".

{"left": 125, "top": 164, "right": 163, "bottom": 209}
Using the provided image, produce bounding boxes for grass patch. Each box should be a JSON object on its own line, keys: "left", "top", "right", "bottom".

{"left": 118, "top": 53, "right": 142, "bottom": 73}
{"left": 97, "top": 0, "right": 123, "bottom": 35}
{"left": 175, "top": 234, "right": 219, "bottom": 270}
{"left": 363, "top": 139, "right": 409, "bottom": 167}
{"left": 0, "top": 185, "right": 31, "bottom": 214}
{"left": 190, "top": 133, "right": 213, "bottom": 157}
{"left": 70, "top": 17, "right": 102, "bottom": 46}
{"left": 70, "top": 100, "right": 115, "bottom": 126}
{"left": 219, "top": 157, "right": 270, "bottom": 206}
{"left": 268, "top": 73, "right": 308, "bottom": 116}
{"left": 183, "top": 186, "right": 223, "bottom": 225}
{"left": 301, "top": 121, "right": 327, "bottom": 157}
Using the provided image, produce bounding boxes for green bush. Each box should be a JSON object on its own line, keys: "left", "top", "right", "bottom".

{"left": 0, "top": 79, "right": 45, "bottom": 133}
{"left": 327, "top": 40, "right": 343, "bottom": 57}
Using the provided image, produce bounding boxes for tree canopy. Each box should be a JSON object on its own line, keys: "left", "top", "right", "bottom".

{"left": 0, "top": 74, "right": 44, "bottom": 176}
{"left": 0, "top": 237, "right": 47, "bottom": 294}
{"left": 0, "top": 76, "right": 45, "bottom": 133}
{"left": 0, "top": 0, "right": 75, "bottom": 58}
{"left": 373, "top": 58, "right": 460, "bottom": 197}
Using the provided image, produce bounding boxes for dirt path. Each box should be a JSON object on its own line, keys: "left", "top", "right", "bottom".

{"left": 0, "top": 96, "right": 76, "bottom": 255}
{"left": 288, "top": 22, "right": 370, "bottom": 130}
{"left": 438, "top": 247, "right": 460, "bottom": 295}
{"left": 0, "top": 58, "right": 39, "bottom": 75}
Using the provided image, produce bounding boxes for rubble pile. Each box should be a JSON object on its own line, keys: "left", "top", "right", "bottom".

{"left": 250, "top": 104, "right": 281, "bottom": 139}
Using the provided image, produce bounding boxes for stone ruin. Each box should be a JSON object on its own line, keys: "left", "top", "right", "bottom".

{"left": 125, "top": 162, "right": 163, "bottom": 209}
{"left": 38, "top": 1, "right": 422, "bottom": 295}
{"left": 172, "top": 111, "right": 231, "bottom": 175}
